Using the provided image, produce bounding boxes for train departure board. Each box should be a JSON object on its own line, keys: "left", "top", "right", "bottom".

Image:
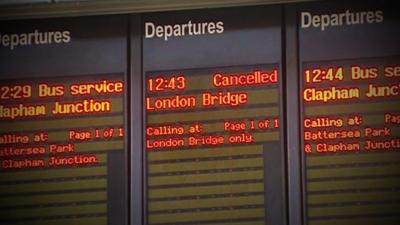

{"left": 0, "top": 16, "right": 128, "bottom": 225}
{"left": 143, "top": 6, "right": 286, "bottom": 225}
{"left": 299, "top": 1, "right": 400, "bottom": 225}
{"left": 4, "top": 1, "right": 400, "bottom": 225}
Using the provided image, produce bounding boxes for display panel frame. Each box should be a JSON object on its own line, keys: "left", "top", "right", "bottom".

{"left": 141, "top": 5, "right": 287, "bottom": 225}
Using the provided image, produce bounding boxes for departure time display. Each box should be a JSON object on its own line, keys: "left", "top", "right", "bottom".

{"left": 144, "top": 64, "right": 283, "bottom": 225}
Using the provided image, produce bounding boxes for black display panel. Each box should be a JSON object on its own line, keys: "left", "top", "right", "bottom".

{"left": 0, "top": 16, "right": 128, "bottom": 225}
{"left": 299, "top": 1, "right": 400, "bottom": 225}
{"left": 143, "top": 6, "right": 286, "bottom": 225}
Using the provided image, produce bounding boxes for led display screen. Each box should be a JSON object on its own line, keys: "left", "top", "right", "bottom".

{"left": 0, "top": 16, "right": 128, "bottom": 225}
{"left": 299, "top": 1, "right": 400, "bottom": 225}
{"left": 143, "top": 6, "right": 286, "bottom": 225}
